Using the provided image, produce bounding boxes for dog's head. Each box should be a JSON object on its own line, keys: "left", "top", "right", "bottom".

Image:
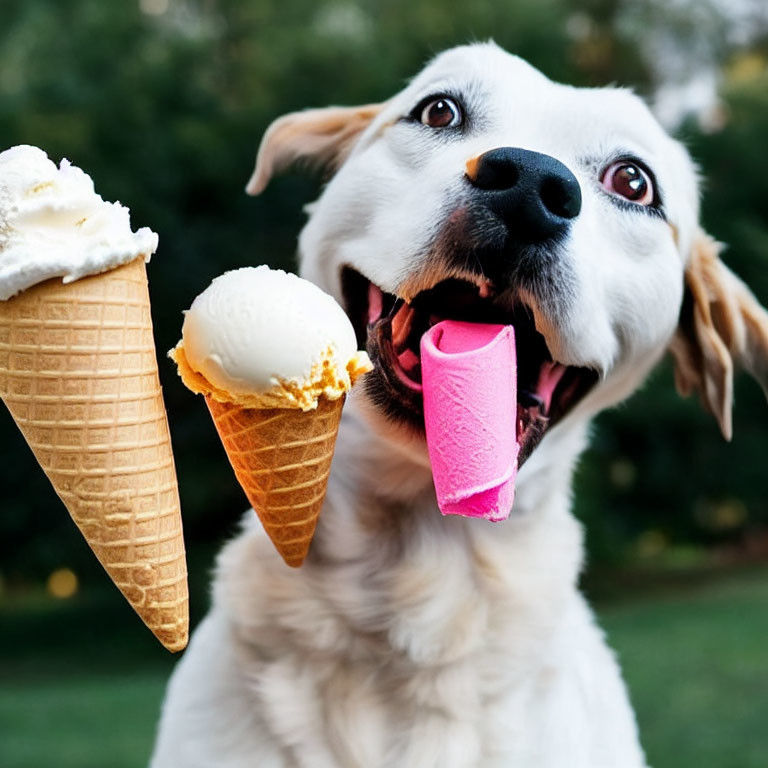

{"left": 248, "top": 42, "right": 768, "bottom": 468}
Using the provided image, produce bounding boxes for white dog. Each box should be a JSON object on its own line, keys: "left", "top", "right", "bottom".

{"left": 151, "top": 43, "right": 768, "bottom": 767}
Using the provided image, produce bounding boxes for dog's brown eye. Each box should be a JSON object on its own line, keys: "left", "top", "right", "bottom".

{"left": 420, "top": 98, "right": 462, "bottom": 128}
{"left": 601, "top": 161, "right": 654, "bottom": 206}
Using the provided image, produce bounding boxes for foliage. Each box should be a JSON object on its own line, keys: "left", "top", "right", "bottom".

{"left": 0, "top": 0, "right": 766, "bottom": 582}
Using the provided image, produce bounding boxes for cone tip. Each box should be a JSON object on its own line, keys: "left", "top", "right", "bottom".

{"left": 156, "top": 627, "right": 189, "bottom": 653}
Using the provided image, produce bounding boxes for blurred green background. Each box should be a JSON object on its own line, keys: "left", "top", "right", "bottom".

{"left": 1, "top": 1, "right": 767, "bottom": 766}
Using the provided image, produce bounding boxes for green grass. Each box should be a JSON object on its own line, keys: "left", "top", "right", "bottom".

{"left": 2, "top": 567, "right": 767, "bottom": 768}
{"left": 0, "top": 593, "right": 178, "bottom": 768}
{"left": 601, "top": 567, "right": 768, "bottom": 768}
{"left": 1, "top": 673, "right": 167, "bottom": 768}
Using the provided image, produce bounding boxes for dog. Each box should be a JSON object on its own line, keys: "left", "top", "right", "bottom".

{"left": 151, "top": 42, "right": 768, "bottom": 767}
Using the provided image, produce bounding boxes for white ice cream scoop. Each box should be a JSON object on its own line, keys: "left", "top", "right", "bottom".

{"left": 173, "top": 266, "right": 371, "bottom": 410}
{"left": 0, "top": 145, "right": 158, "bottom": 300}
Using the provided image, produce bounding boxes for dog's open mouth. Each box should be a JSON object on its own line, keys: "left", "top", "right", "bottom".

{"left": 341, "top": 266, "right": 598, "bottom": 467}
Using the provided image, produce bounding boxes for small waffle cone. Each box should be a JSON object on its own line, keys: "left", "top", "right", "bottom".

{"left": 0, "top": 257, "right": 188, "bottom": 652}
{"left": 206, "top": 395, "right": 343, "bottom": 567}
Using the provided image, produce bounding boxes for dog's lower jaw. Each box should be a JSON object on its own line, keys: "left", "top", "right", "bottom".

{"left": 152, "top": 402, "right": 647, "bottom": 768}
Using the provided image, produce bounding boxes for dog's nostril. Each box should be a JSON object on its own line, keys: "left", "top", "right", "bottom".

{"left": 470, "top": 153, "right": 520, "bottom": 191}
{"left": 540, "top": 175, "right": 582, "bottom": 220}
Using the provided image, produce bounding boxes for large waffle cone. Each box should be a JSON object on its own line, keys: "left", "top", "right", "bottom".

{"left": 206, "top": 395, "right": 343, "bottom": 567}
{"left": 0, "top": 257, "right": 188, "bottom": 652}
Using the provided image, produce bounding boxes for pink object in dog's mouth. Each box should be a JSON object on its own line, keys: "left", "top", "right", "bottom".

{"left": 421, "top": 320, "right": 519, "bottom": 521}
{"left": 340, "top": 267, "right": 599, "bottom": 499}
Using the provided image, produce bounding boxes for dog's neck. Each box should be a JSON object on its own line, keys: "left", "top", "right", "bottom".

{"left": 303, "top": 394, "right": 591, "bottom": 668}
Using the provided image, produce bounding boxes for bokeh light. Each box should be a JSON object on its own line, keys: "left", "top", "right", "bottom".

{"left": 46, "top": 568, "right": 79, "bottom": 599}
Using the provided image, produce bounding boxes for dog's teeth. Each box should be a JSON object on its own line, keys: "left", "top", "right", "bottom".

{"left": 478, "top": 280, "right": 494, "bottom": 299}
{"left": 392, "top": 305, "right": 415, "bottom": 348}
{"left": 398, "top": 347, "right": 419, "bottom": 372}
{"left": 368, "top": 283, "right": 384, "bottom": 323}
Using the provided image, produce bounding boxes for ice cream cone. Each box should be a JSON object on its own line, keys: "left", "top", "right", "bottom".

{"left": 0, "top": 256, "right": 188, "bottom": 652}
{"left": 206, "top": 395, "right": 344, "bottom": 567}
{"left": 170, "top": 266, "right": 370, "bottom": 567}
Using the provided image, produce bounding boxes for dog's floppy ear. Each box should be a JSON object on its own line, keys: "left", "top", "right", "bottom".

{"left": 245, "top": 103, "right": 382, "bottom": 195}
{"left": 669, "top": 231, "right": 768, "bottom": 440}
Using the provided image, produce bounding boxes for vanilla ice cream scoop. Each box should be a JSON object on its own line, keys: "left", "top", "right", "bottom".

{"left": 171, "top": 266, "right": 371, "bottom": 410}
{"left": 0, "top": 145, "right": 158, "bottom": 300}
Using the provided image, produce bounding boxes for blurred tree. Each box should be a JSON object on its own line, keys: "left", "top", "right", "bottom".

{"left": 0, "top": 0, "right": 765, "bottom": 584}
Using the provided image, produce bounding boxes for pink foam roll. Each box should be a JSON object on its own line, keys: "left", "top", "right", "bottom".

{"left": 420, "top": 320, "right": 518, "bottom": 522}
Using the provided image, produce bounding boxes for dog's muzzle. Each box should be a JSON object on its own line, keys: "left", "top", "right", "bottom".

{"left": 339, "top": 148, "right": 596, "bottom": 464}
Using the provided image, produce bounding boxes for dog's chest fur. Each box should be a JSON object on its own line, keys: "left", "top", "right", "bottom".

{"left": 153, "top": 408, "right": 647, "bottom": 768}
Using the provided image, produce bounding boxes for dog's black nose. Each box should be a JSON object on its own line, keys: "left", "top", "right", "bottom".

{"left": 466, "top": 147, "right": 581, "bottom": 244}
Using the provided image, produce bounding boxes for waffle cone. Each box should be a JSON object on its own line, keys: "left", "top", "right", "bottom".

{"left": 0, "top": 257, "right": 188, "bottom": 652}
{"left": 206, "top": 395, "right": 343, "bottom": 567}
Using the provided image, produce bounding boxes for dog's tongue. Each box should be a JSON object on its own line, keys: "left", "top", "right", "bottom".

{"left": 420, "top": 320, "right": 518, "bottom": 522}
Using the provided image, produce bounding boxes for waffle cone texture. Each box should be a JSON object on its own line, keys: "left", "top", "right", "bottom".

{"left": 0, "top": 257, "right": 188, "bottom": 652}
{"left": 207, "top": 395, "right": 343, "bottom": 567}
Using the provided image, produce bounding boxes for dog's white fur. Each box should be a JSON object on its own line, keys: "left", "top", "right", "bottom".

{"left": 151, "top": 44, "right": 768, "bottom": 767}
